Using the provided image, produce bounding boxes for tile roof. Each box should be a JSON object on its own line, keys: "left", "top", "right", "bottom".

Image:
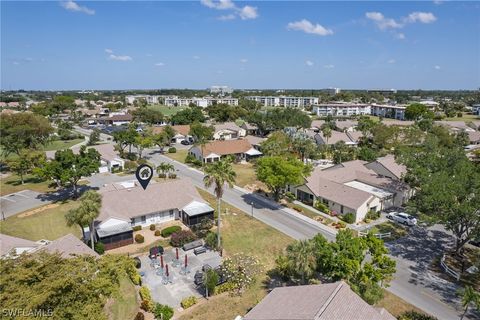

{"left": 102, "top": 114, "right": 133, "bottom": 121}
{"left": 467, "top": 131, "right": 480, "bottom": 143}
{"left": 98, "top": 178, "right": 205, "bottom": 222}
{"left": 151, "top": 125, "right": 191, "bottom": 136}
{"left": 213, "top": 122, "right": 243, "bottom": 132}
{"left": 316, "top": 131, "right": 355, "bottom": 145}
{"left": 244, "top": 135, "right": 266, "bottom": 146}
{"left": 373, "top": 154, "right": 407, "bottom": 180}
{"left": 336, "top": 120, "right": 358, "bottom": 130}
{"left": 40, "top": 234, "right": 99, "bottom": 258}
{"left": 244, "top": 281, "right": 395, "bottom": 320}
{"left": 0, "top": 234, "right": 40, "bottom": 256}
{"left": 197, "top": 139, "right": 254, "bottom": 157}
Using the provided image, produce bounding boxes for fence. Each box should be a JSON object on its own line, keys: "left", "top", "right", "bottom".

{"left": 440, "top": 254, "right": 461, "bottom": 281}
{"left": 358, "top": 231, "right": 392, "bottom": 239}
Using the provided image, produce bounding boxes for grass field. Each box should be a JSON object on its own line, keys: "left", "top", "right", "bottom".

{"left": 0, "top": 200, "right": 82, "bottom": 241}
{"left": 0, "top": 174, "right": 55, "bottom": 196}
{"left": 43, "top": 138, "right": 85, "bottom": 151}
{"left": 231, "top": 163, "right": 263, "bottom": 188}
{"left": 371, "top": 221, "right": 408, "bottom": 241}
{"left": 165, "top": 149, "right": 188, "bottom": 164}
{"left": 376, "top": 290, "right": 425, "bottom": 317}
{"left": 106, "top": 276, "right": 139, "bottom": 320}
{"left": 147, "top": 104, "right": 186, "bottom": 117}
{"left": 178, "top": 189, "right": 293, "bottom": 320}
{"left": 442, "top": 113, "right": 480, "bottom": 121}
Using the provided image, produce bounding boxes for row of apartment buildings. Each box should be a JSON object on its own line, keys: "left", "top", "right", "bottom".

{"left": 125, "top": 95, "right": 239, "bottom": 107}
{"left": 246, "top": 96, "right": 319, "bottom": 108}
{"left": 312, "top": 102, "right": 407, "bottom": 120}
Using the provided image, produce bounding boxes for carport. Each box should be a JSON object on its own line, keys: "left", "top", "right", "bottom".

{"left": 180, "top": 201, "right": 214, "bottom": 227}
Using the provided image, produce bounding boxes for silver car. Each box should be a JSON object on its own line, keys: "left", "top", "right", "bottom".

{"left": 387, "top": 212, "right": 417, "bottom": 226}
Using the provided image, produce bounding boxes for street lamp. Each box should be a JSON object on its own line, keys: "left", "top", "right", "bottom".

{"left": 250, "top": 202, "right": 254, "bottom": 217}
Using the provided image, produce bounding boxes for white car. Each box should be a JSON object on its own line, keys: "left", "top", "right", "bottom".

{"left": 387, "top": 212, "right": 417, "bottom": 226}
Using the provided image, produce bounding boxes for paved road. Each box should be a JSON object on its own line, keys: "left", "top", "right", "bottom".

{"left": 141, "top": 149, "right": 475, "bottom": 320}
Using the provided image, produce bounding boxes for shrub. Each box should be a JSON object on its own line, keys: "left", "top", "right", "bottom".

{"left": 131, "top": 273, "right": 142, "bottom": 286}
{"left": 153, "top": 303, "right": 174, "bottom": 320}
{"left": 134, "top": 312, "right": 145, "bottom": 320}
{"left": 180, "top": 296, "right": 197, "bottom": 309}
{"left": 338, "top": 221, "right": 347, "bottom": 228}
{"left": 342, "top": 212, "right": 355, "bottom": 224}
{"left": 192, "top": 218, "right": 214, "bottom": 238}
{"left": 205, "top": 231, "right": 218, "bottom": 249}
{"left": 94, "top": 242, "right": 105, "bottom": 254}
{"left": 132, "top": 225, "right": 142, "bottom": 232}
{"left": 154, "top": 230, "right": 161, "bottom": 237}
{"left": 185, "top": 154, "right": 202, "bottom": 166}
{"left": 135, "top": 234, "right": 145, "bottom": 243}
{"left": 168, "top": 147, "right": 176, "bottom": 153}
{"left": 284, "top": 192, "right": 295, "bottom": 202}
{"left": 161, "top": 225, "right": 182, "bottom": 237}
{"left": 215, "top": 281, "right": 236, "bottom": 294}
{"left": 205, "top": 269, "right": 219, "bottom": 296}
{"left": 157, "top": 173, "right": 166, "bottom": 179}
{"left": 168, "top": 173, "right": 177, "bottom": 179}
{"left": 314, "top": 201, "right": 330, "bottom": 213}
{"left": 139, "top": 286, "right": 154, "bottom": 311}
{"left": 365, "top": 210, "right": 380, "bottom": 221}
{"left": 170, "top": 230, "right": 196, "bottom": 247}
{"left": 398, "top": 311, "right": 438, "bottom": 320}
{"left": 149, "top": 224, "right": 156, "bottom": 231}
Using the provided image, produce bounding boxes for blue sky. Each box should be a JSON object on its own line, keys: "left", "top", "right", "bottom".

{"left": 1, "top": 1, "right": 479, "bottom": 90}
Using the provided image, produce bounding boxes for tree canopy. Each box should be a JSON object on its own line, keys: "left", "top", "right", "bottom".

{"left": 170, "top": 107, "right": 205, "bottom": 125}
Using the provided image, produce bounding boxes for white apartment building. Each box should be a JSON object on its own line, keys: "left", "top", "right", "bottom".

{"left": 246, "top": 96, "right": 319, "bottom": 108}
{"left": 371, "top": 104, "right": 406, "bottom": 120}
{"left": 164, "top": 96, "right": 238, "bottom": 108}
{"left": 210, "top": 86, "right": 233, "bottom": 95}
{"left": 313, "top": 103, "right": 371, "bottom": 117}
{"left": 125, "top": 95, "right": 161, "bottom": 105}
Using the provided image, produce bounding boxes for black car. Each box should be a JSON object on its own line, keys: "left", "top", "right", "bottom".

{"left": 180, "top": 140, "right": 190, "bottom": 145}
{"left": 133, "top": 257, "right": 141, "bottom": 269}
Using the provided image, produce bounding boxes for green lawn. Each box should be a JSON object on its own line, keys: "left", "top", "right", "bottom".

{"left": 0, "top": 200, "right": 82, "bottom": 241}
{"left": 442, "top": 113, "right": 480, "bottom": 121}
{"left": 179, "top": 189, "right": 293, "bottom": 320}
{"left": 165, "top": 149, "right": 188, "bottom": 164}
{"left": 42, "top": 138, "right": 85, "bottom": 151}
{"left": 231, "top": 163, "right": 265, "bottom": 188}
{"left": 147, "top": 104, "right": 187, "bottom": 117}
{"left": 0, "top": 174, "right": 55, "bottom": 196}
{"left": 107, "top": 275, "right": 139, "bottom": 320}
{"left": 370, "top": 221, "right": 408, "bottom": 241}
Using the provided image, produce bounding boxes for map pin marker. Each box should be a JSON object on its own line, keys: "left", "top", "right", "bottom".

{"left": 135, "top": 164, "right": 153, "bottom": 190}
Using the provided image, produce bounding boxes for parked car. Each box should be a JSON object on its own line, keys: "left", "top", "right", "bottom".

{"left": 180, "top": 140, "right": 191, "bottom": 145}
{"left": 386, "top": 212, "right": 417, "bottom": 226}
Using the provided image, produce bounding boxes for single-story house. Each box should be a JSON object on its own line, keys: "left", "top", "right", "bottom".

{"left": 435, "top": 121, "right": 479, "bottom": 132}
{"left": 46, "top": 144, "right": 124, "bottom": 173}
{"left": 151, "top": 125, "right": 192, "bottom": 144}
{"left": 0, "top": 233, "right": 98, "bottom": 259}
{"left": 335, "top": 120, "right": 358, "bottom": 132}
{"left": 99, "top": 114, "right": 133, "bottom": 126}
{"left": 244, "top": 135, "right": 266, "bottom": 151}
{"left": 213, "top": 122, "right": 246, "bottom": 140}
{"left": 95, "top": 179, "right": 214, "bottom": 250}
{"left": 243, "top": 281, "right": 395, "bottom": 320}
{"left": 188, "top": 139, "right": 262, "bottom": 163}
{"left": 314, "top": 131, "right": 357, "bottom": 146}
{"left": 467, "top": 131, "right": 480, "bottom": 145}
{"left": 288, "top": 159, "right": 411, "bottom": 222}
{"left": 365, "top": 154, "right": 407, "bottom": 180}
{"left": 241, "top": 122, "right": 259, "bottom": 135}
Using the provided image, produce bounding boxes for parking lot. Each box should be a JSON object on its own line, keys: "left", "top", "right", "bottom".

{"left": 138, "top": 247, "right": 221, "bottom": 307}
{"left": 0, "top": 190, "right": 52, "bottom": 218}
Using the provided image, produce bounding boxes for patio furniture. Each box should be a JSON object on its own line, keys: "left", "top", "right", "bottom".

{"left": 183, "top": 239, "right": 204, "bottom": 251}
{"left": 149, "top": 246, "right": 164, "bottom": 258}
{"left": 194, "top": 246, "right": 207, "bottom": 255}
{"left": 202, "top": 264, "right": 212, "bottom": 272}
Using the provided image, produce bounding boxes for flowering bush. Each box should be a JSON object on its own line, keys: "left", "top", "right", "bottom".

{"left": 220, "top": 253, "right": 262, "bottom": 295}
{"left": 170, "top": 230, "right": 196, "bottom": 247}
{"left": 180, "top": 296, "right": 197, "bottom": 309}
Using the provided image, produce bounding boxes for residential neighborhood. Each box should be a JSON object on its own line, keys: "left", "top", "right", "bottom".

{"left": 1, "top": 1, "right": 479, "bottom": 320}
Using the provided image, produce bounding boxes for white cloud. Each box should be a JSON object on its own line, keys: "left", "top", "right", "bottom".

{"left": 388, "top": 59, "right": 396, "bottom": 64}
{"left": 105, "top": 48, "right": 113, "bottom": 54}
{"left": 305, "top": 60, "right": 314, "bottom": 66}
{"left": 24, "top": 57, "right": 34, "bottom": 62}
{"left": 434, "top": 65, "right": 441, "bottom": 70}
{"left": 287, "top": 19, "right": 333, "bottom": 36}
{"left": 193, "top": 55, "right": 200, "bottom": 60}
{"left": 108, "top": 54, "right": 132, "bottom": 61}
{"left": 433, "top": 1, "right": 443, "bottom": 5}
{"left": 395, "top": 33, "right": 406, "bottom": 40}
{"left": 201, "top": 0, "right": 235, "bottom": 10}
{"left": 240, "top": 58, "right": 248, "bottom": 63}
{"left": 13, "top": 61, "right": 20, "bottom": 65}
{"left": 218, "top": 14, "right": 236, "bottom": 21}
{"left": 216, "top": 70, "right": 224, "bottom": 74}
{"left": 323, "top": 64, "right": 335, "bottom": 69}
{"left": 154, "top": 62, "right": 165, "bottom": 67}
{"left": 405, "top": 12, "right": 437, "bottom": 24}
{"left": 238, "top": 6, "right": 258, "bottom": 20}
{"left": 60, "top": 1, "right": 95, "bottom": 15}
{"left": 365, "top": 12, "right": 402, "bottom": 30}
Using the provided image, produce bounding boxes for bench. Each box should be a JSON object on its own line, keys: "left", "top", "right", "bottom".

{"left": 183, "top": 239, "right": 204, "bottom": 251}
{"left": 194, "top": 247, "right": 207, "bottom": 255}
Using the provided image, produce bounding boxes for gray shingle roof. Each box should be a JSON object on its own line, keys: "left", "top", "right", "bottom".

{"left": 244, "top": 281, "right": 395, "bottom": 320}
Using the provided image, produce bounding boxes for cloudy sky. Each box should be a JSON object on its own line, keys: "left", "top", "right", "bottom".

{"left": 1, "top": 1, "right": 479, "bottom": 90}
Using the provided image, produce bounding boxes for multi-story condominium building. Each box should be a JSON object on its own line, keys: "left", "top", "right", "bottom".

{"left": 209, "top": 86, "right": 233, "bottom": 95}
{"left": 164, "top": 96, "right": 238, "bottom": 108}
{"left": 370, "top": 104, "right": 406, "bottom": 120}
{"left": 367, "top": 88, "right": 397, "bottom": 94}
{"left": 125, "top": 95, "right": 161, "bottom": 105}
{"left": 246, "top": 96, "right": 319, "bottom": 108}
{"left": 313, "top": 103, "right": 371, "bottom": 117}
{"left": 472, "top": 104, "right": 480, "bottom": 116}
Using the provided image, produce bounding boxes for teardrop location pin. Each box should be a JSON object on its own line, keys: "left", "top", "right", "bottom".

{"left": 135, "top": 164, "right": 154, "bottom": 190}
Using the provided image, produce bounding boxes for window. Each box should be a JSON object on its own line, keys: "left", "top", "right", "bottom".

{"left": 141, "top": 215, "right": 146, "bottom": 223}
{"left": 169, "top": 210, "right": 174, "bottom": 218}
{"left": 340, "top": 205, "right": 344, "bottom": 214}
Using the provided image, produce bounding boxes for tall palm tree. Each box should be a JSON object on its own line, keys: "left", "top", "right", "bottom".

{"left": 156, "top": 162, "right": 174, "bottom": 179}
{"left": 322, "top": 126, "right": 332, "bottom": 145}
{"left": 288, "top": 240, "right": 317, "bottom": 284}
{"left": 203, "top": 158, "right": 236, "bottom": 249}
{"left": 66, "top": 190, "right": 102, "bottom": 250}
{"left": 458, "top": 285, "right": 480, "bottom": 320}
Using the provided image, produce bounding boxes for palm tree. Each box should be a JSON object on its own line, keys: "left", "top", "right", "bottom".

{"left": 156, "top": 162, "right": 174, "bottom": 179}
{"left": 65, "top": 190, "right": 102, "bottom": 250}
{"left": 321, "top": 126, "right": 332, "bottom": 145}
{"left": 288, "top": 240, "right": 317, "bottom": 284}
{"left": 458, "top": 285, "right": 480, "bottom": 320}
{"left": 203, "top": 158, "right": 236, "bottom": 249}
